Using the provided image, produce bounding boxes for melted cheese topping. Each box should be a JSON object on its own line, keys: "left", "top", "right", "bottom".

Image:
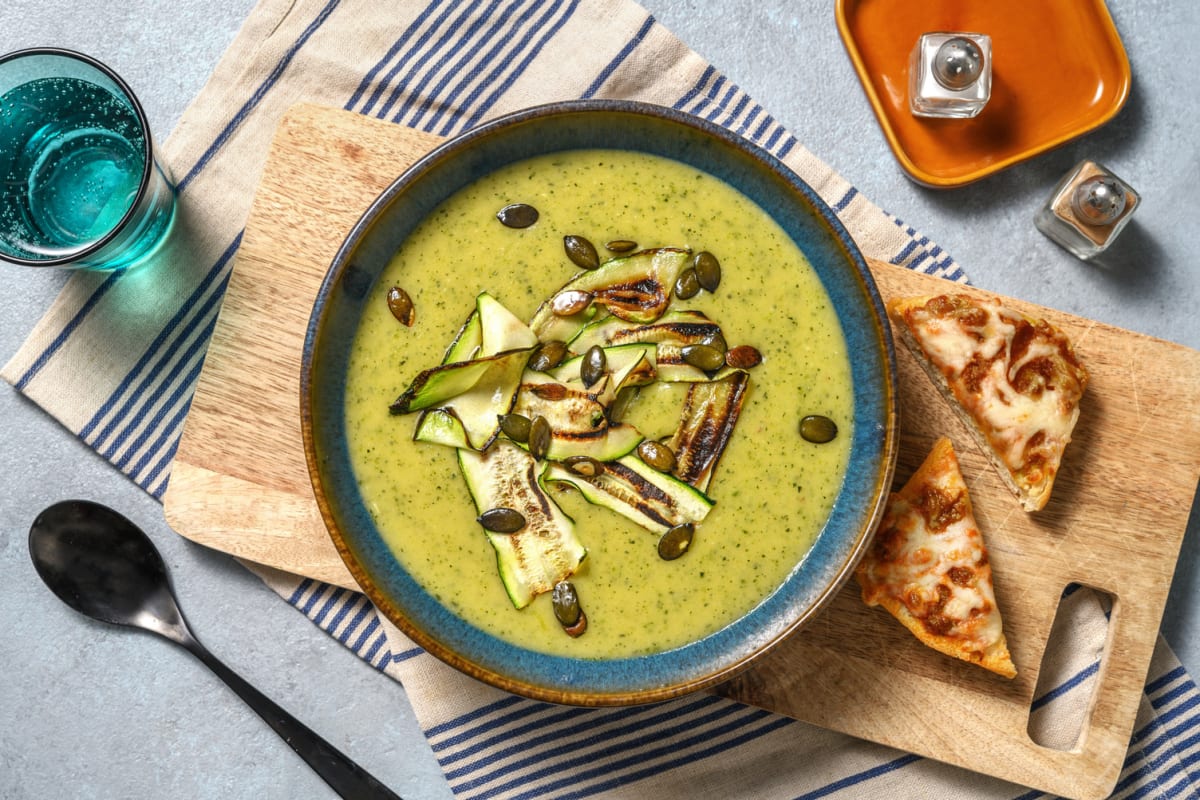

{"left": 897, "top": 296, "right": 1087, "bottom": 498}
{"left": 856, "top": 438, "right": 1015, "bottom": 678}
{"left": 860, "top": 471, "right": 1001, "bottom": 649}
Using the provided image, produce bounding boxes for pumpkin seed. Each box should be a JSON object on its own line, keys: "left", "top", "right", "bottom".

{"left": 799, "top": 414, "right": 838, "bottom": 444}
{"left": 496, "top": 203, "right": 538, "bottom": 228}
{"left": 681, "top": 343, "right": 726, "bottom": 372}
{"left": 581, "top": 345, "right": 607, "bottom": 388}
{"left": 552, "top": 581, "right": 587, "bottom": 636}
{"left": 674, "top": 268, "right": 700, "bottom": 300}
{"left": 529, "top": 415, "right": 552, "bottom": 460}
{"left": 658, "top": 522, "right": 694, "bottom": 560}
{"left": 478, "top": 507, "right": 525, "bottom": 533}
{"left": 725, "top": 345, "right": 763, "bottom": 369}
{"left": 564, "top": 235, "right": 600, "bottom": 270}
{"left": 563, "top": 455, "right": 603, "bottom": 478}
{"left": 528, "top": 340, "right": 568, "bottom": 372}
{"left": 552, "top": 581, "right": 582, "bottom": 626}
{"left": 700, "top": 329, "right": 728, "bottom": 355}
{"left": 693, "top": 251, "right": 721, "bottom": 292}
{"left": 529, "top": 382, "right": 568, "bottom": 401}
{"left": 605, "top": 239, "right": 638, "bottom": 253}
{"left": 499, "top": 413, "right": 532, "bottom": 443}
{"left": 637, "top": 440, "right": 676, "bottom": 473}
{"left": 551, "top": 289, "right": 593, "bottom": 316}
{"left": 386, "top": 286, "right": 416, "bottom": 327}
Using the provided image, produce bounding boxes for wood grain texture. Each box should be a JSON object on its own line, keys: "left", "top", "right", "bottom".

{"left": 162, "top": 103, "right": 1200, "bottom": 800}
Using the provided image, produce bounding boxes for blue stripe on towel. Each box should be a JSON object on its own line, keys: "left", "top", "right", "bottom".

{"left": 427, "top": 692, "right": 809, "bottom": 800}
{"left": 325, "top": 591, "right": 365, "bottom": 633}
{"left": 1125, "top": 710, "right": 1200, "bottom": 780}
{"left": 561, "top": 715, "right": 796, "bottom": 800}
{"left": 119, "top": 357, "right": 205, "bottom": 477}
{"left": 300, "top": 581, "right": 331, "bottom": 614}
{"left": 138, "top": 398, "right": 197, "bottom": 494}
{"left": 791, "top": 753, "right": 924, "bottom": 800}
{"left": 457, "top": 0, "right": 580, "bottom": 133}
{"left": 404, "top": 0, "right": 524, "bottom": 129}
{"left": 77, "top": 235, "right": 239, "bottom": 446}
{"left": 417, "top": 0, "right": 553, "bottom": 133}
{"left": 1109, "top": 671, "right": 1200, "bottom": 798}
{"left": 458, "top": 702, "right": 768, "bottom": 798}
{"left": 426, "top": 694, "right": 528, "bottom": 741}
{"left": 833, "top": 187, "right": 858, "bottom": 213}
{"left": 367, "top": 0, "right": 484, "bottom": 121}
{"left": 737, "top": 103, "right": 762, "bottom": 136}
{"left": 104, "top": 313, "right": 217, "bottom": 468}
{"left": 672, "top": 64, "right": 716, "bottom": 112}
{"left": 439, "top": 698, "right": 717, "bottom": 774}
{"left": 433, "top": 699, "right": 571, "bottom": 756}
{"left": 1030, "top": 659, "right": 1101, "bottom": 712}
{"left": 707, "top": 81, "right": 738, "bottom": 121}
{"left": 1148, "top": 667, "right": 1189, "bottom": 695}
{"left": 177, "top": 0, "right": 343, "bottom": 191}
{"left": 581, "top": 13, "right": 656, "bottom": 99}
{"left": 287, "top": 578, "right": 315, "bottom": 605}
{"left": 719, "top": 92, "right": 750, "bottom": 129}
{"left": 519, "top": 709, "right": 787, "bottom": 800}
{"left": 392, "top": 0, "right": 509, "bottom": 126}
{"left": 1154, "top": 682, "right": 1200, "bottom": 712}
{"left": 336, "top": 598, "right": 376, "bottom": 645}
{"left": 390, "top": 645, "right": 425, "bottom": 664}
{"left": 350, "top": 615, "right": 382, "bottom": 654}
{"left": 311, "top": 587, "right": 348, "bottom": 626}
{"left": 14, "top": 271, "right": 123, "bottom": 390}
{"left": 748, "top": 111, "right": 772, "bottom": 141}
{"left": 673, "top": 75, "right": 803, "bottom": 167}
{"left": 344, "top": 2, "right": 439, "bottom": 113}
{"left": 775, "top": 134, "right": 797, "bottom": 160}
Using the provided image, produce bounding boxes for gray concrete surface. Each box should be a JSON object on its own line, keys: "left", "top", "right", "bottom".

{"left": 3, "top": 1, "right": 1197, "bottom": 798}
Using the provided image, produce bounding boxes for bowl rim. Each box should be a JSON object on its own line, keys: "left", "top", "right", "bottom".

{"left": 301, "top": 99, "right": 899, "bottom": 706}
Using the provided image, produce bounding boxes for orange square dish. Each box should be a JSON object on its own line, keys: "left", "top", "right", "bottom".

{"left": 835, "top": 0, "right": 1132, "bottom": 188}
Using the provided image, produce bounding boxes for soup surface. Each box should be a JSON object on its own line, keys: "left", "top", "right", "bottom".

{"left": 345, "top": 149, "right": 854, "bottom": 658}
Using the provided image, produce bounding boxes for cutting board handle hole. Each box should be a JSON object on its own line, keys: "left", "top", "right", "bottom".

{"left": 1026, "top": 583, "right": 1115, "bottom": 752}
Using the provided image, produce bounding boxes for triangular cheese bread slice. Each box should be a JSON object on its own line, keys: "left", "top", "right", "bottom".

{"left": 888, "top": 293, "right": 1088, "bottom": 512}
{"left": 856, "top": 438, "right": 1016, "bottom": 678}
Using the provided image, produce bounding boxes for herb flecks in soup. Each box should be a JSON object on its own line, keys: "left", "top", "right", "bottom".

{"left": 388, "top": 248, "right": 744, "bottom": 631}
{"left": 345, "top": 149, "right": 854, "bottom": 659}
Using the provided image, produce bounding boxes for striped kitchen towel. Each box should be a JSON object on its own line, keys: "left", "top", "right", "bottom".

{"left": 3, "top": 1, "right": 1195, "bottom": 798}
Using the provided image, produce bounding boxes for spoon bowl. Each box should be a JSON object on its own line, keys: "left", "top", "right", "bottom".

{"left": 29, "top": 499, "right": 399, "bottom": 799}
{"left": 30, "top": 499, "right": 186, "bottom": 641}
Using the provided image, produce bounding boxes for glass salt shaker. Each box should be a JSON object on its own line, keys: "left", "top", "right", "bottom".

{"left": 1034, "top": 160, "right": 1140, "bottom": 260}
{"left": 909, "top": 32, "right": 992, "bottom": 119}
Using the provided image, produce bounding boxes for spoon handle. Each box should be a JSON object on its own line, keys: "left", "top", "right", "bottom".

{"left": 185, "top": 638, "right": 401, "bottom": 799}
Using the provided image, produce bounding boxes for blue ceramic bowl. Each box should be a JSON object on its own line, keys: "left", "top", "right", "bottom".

{"left": 302, "top": 100, "right": 898, "bottom": 706}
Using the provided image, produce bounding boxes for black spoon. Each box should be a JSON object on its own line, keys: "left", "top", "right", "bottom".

{"left": 28, "top": 499, "right": 400, "bottom": 799}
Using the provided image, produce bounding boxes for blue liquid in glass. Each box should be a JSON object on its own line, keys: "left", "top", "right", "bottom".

{"left": 0, "top": 76, "right": 149, "bottom": 261}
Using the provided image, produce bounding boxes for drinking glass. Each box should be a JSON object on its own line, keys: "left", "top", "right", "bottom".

{"left": 0, "top": 48, "right": 176, "bottom": 271}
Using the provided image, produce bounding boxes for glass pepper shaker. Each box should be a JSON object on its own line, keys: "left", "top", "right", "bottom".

{"left": 909, "top": 32, "right": 992, "bottom": 119}
{"left": 1034, "top": 160, "right": 1140, "bottom": 260}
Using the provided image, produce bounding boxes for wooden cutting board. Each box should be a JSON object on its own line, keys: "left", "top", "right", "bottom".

{"left": 163, "top": 103, "right": 1200, "bottom": 799}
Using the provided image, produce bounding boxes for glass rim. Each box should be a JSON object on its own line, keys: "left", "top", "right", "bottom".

{"left": 0, "top": 46, "right": 157, "bottom": 268}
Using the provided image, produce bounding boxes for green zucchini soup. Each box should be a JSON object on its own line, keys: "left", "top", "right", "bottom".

{"left": 344, "top": 149, "right": 854, "bottom": 659}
